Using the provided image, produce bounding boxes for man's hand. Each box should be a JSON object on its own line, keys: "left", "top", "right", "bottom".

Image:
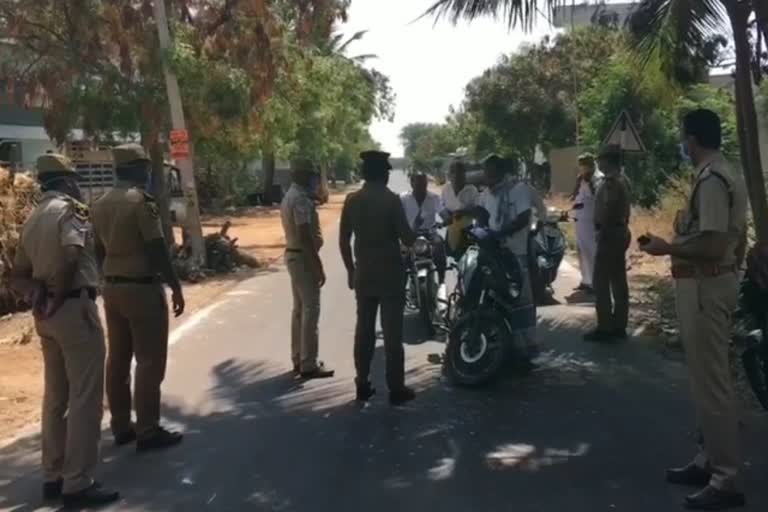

{"left": 171, "top": 287, "right": 185, "bottom": 317}
{"left": 346, "top": 268, "right": 355, "bottom": 291}
{"left": 639, "top": 233, "right": 671, "bottom": 256}
{"left": 314, "top": 263, "right": 327, "bottom": 288}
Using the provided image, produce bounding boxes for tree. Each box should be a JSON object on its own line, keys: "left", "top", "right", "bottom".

{"left": 426, "top": 0, "right": 768, "bottom": 240}
{"left": 399, "top": 122, "right": 462, "bottom": 175}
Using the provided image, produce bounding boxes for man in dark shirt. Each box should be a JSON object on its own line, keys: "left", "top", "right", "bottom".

{"left": 339, "top": 151, "right": 417, "bottom": 405}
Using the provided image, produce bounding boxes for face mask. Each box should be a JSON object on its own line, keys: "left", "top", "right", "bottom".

{"left": 679, "top": 142, "right": 691, "bottom": 164}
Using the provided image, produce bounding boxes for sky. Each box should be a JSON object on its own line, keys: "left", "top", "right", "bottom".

{"left": 341, "top": 0, "right": 557, "bottom": 157}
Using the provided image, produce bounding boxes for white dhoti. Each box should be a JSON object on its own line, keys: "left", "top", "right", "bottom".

{"left": 575, "top": 219, "right": 597, "bottom": 287}
{"left": 572, "top": 173, "right": 602, "bottom": 288}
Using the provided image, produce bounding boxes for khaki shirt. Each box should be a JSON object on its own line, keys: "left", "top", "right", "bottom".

{"left": 14, "top": 191, "right": 99, "bottom": 291}
{"left": 340, "top": 182, "right": 414, "bottom": 297}
{"left": 594, "top": 172, "right": 631, "bottom": 242}
{"left": 672, "top": 154, "right": 747, "bottom": 266}
{"left": 280, "top": 183, "right": 323, "bottom": 251}
{"left": 91, "top": 183, "right": 164, "bottom": 278}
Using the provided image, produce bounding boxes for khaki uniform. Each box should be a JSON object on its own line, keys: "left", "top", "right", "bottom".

{"left": 92, "top": 181, "right": 169, "bottom": 440}
{"left": 14, "top": 187, "right": 104, "bottom": 494}
{"left": 280, "top": 183, "right": 324, "bottom": 372}
{"left": 339, "top": 183, "right": 414, "bottom": 390}
{"left": 593, "top": 172, "right": 632, "bottom": 332}
{"left": 672, "top": 154, "right": 747, "bottom": 491}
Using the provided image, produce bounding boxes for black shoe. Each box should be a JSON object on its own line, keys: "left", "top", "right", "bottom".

{"left": 583, "top": 329, "right": 617, "bottom": 343}
{"left": 136, "top": 427, "right": 184, "bottom": 453}
{"left": 42, "top": 479, "right": 62, "bottom": 501}
{"left": 61, "top": 482, "right": 119, "bottom": 508}
{"left": 612, "top": 328, "right": 628, "bottom": 340}
{"left": 666, "top": 463, "right": 712, "bottom": 487}
{"left": 356, "top": 382, "right": 376, "bottom": 402}
{"left": 114, "top": 428, "right": 137, "bottom": 447}
{"left": 389, "top": 386, "right": 416, "bottom": 406}
{"left": 684, "top": 486, "right": 745, "bottom": 510}
{"left": 300, "top": 361, "right": 335, "bottom": 380}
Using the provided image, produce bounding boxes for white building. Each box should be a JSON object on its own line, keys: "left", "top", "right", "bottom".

{"left": 552, "top": 1, "right": 638, "bottom": 30}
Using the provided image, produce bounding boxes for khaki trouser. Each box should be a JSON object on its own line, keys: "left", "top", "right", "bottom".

{"left": 35, "top": 296, "right": 105, "bottom": 494}
{"left": 594, "top": 231, "right": 630, "bottom": 331}
{"left": 354, "top": 294, "right": 406, "bottom": 391}
{"left": 285, "top": 252, "right": 320, "bottom": 372}
{"left": 675, "top": 273, "right": 742, "bottom": 491}
{"left": 103, "top": 283, "right": 169, "bottom": 439}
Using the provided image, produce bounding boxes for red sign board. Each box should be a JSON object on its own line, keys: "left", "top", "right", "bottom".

{"left": 169, "top": 129, "right": 190, "bottom": 159}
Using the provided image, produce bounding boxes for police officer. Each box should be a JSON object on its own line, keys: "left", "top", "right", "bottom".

{"left": 584, "top": 144, "right": 631, "bottom": 342}
{"left": 10, "top": 154, "right": 119, "bottom": 507}
{"left": 339, "top": 150, "right": 417, "bottom": 405}
{"left": 641, "top": 109, "right": 747, "bottom": 510}
{"left": 280, "top": 158, "right": 334, "bottom": 379}
{"left": 91, "top": 143, "right": 185, "bottom": 453}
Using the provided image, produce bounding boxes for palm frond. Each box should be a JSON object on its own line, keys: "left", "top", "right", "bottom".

{"left": 422, "top": 0, "right": 562, "bottom": 31}
{"left": 627, "top": 0, "right": 726, "bottom": 76}
{"left": 338, "top": 30, "right": 369, "bottom": 53}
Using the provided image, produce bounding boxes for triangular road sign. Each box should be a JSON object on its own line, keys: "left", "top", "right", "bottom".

{"left": 602, "top": 110, "right": 646, "bottom": 153}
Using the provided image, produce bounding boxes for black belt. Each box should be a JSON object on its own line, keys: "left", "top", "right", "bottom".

{"left": 49, "top": 287, "right": 97, "bottom": 301}
{"left": 105, "top": 276, "right": 157, "bottom": 285}
{"left": 286, "top": 248, "right": 303, "bottom": 253}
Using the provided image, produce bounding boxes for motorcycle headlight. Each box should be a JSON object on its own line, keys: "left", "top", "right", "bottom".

{"left": 414, "top": 237, "right": 430, "bottom": 256}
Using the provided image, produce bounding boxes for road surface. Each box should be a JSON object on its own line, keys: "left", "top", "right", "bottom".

{"left": 1, "top": 171, "right": 767, "bottom": 512}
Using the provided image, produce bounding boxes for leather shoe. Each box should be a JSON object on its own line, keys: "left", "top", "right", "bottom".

{"left": 356, "top": 381, "right": 376, "bottom": 402}
{"left": 389, "top": 386, "right": 416, "bottom": 406}
{"left": 684, "top": 486, "right": 745, "bottom": 510}
{"left": 136, "top": 427, "right": 184, "bottom": 453}
{"left": 114, "top": 428, "right": 137, "bottom": 447}
{"left": 42, "top": 479, "right": 62, "bottom": 501}
{"left": 666, "top": 463, "right": 712, "bottom": 487}
{"left": 61, "top": 482, "right": 119, "bottom": 508}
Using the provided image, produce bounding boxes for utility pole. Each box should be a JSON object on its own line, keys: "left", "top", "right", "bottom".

{"left": 153, "top": 0, "right": 206, "bottom": 266}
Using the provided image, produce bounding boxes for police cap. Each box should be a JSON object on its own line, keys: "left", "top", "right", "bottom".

{"left": 36, "top": 153, "right": 77, "bottom": 177}
{"left": 113, "top": 143, "right": 150, "bottom": 167}
{"left": 577, "top": 152, "right": 596, "bottom": 164}
{"left": 360, "top": 150, "right": 392, "bottom": 170}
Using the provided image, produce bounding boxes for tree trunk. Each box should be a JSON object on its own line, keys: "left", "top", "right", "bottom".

{"left": 148, "top": 140, "right": 175, "bottom": 246}
{"left": 262, "top": 151, "right": 276, "bottom": 205}
{"left": 728, "top": 2, "right": 768, "bottom": 241}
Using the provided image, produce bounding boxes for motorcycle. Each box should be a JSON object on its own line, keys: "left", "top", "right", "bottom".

{"left": 529, "top": 207, "right": 568, "bottom": 304}
{"left": 443, "top": 226, "right": 537, "bottom": 387}
{"left": 732, "top": 247, "right": 768, "bottom": 410}
{"left": 403, "top": 228, "right": 442, "bottom": 336}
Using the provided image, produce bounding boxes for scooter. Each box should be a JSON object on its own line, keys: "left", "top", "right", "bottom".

{"left": 530, "top": 207, "right": 568, "bottom": 304}
{"left": 444, "top": 225, "right": 537, "bottom": 387}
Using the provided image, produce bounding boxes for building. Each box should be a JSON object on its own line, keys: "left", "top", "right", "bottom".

{"left": 552, "top": 1, "right": 638, "bottom": 30}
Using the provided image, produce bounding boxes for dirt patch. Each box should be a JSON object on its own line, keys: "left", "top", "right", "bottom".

{"left": 0, "top": 190, "right": 349, "bottom": 441}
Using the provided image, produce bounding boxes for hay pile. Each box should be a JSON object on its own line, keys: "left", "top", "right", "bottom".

{"left": 0, "top": 167, "right": 40, "bottom": 314}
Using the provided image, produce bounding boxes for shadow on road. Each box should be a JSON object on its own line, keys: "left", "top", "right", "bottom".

{"left": 2, "top": 319, "right": 768, "bottom": 511}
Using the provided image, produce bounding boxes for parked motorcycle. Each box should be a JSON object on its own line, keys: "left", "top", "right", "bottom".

{"left": 529, "top": 207, "right": 568, "bottom": 304}
{"left": 444, "top": 226, "right": 537, "bottom": 387}
{"left": 404, "top": 229, "right": 442, "bottom": 336}
{"left": 733, "top": 245, "right": 768, "bottom": 411}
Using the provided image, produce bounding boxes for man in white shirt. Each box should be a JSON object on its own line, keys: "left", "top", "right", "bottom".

{"left": 478, "top": 155, "right": 538, "bottom": 358}
{"left": 440, "top": 161, "right": 480, "bottom": 255}
{"left": 400, "top": 172, "right": 447, "bottom": 285}
{"left": 570, "top": 153, "right": 603, "bottom": 293}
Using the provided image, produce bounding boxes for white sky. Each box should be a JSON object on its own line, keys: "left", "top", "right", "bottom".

{"left": 341, "top": 0, "right": 556, "bottom": 157}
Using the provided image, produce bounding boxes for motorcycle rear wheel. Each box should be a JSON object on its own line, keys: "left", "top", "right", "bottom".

{"left": 445, "top": 310, "right": 508, "bottom": 387}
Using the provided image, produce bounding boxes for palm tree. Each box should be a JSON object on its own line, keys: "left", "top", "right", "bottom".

{"left": 425, "top": 0, "right": 768, "bottom": 240}
{"left": 319, "top": 30, "right": 378, "bottom": 63}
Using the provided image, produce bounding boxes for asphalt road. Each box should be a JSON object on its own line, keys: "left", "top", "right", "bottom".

{"left": 1, "top": 171, "right": 767, "bottom": 512}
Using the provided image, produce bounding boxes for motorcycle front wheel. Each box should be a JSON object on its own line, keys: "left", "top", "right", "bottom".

{"left": 445, "top": 310, "right": 508, "bottom": 387}
{"left": 418, "top": 277, "right": 438, "bottom": 336}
